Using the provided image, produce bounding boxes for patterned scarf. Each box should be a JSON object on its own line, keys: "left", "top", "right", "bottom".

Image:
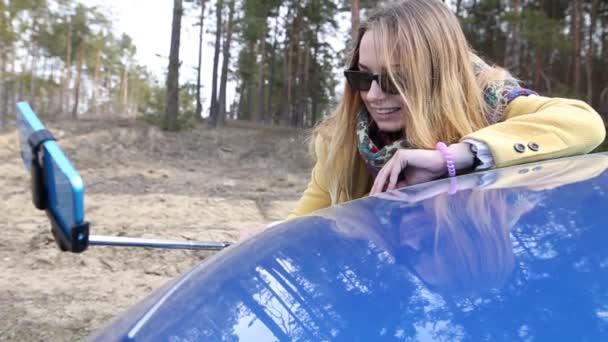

{"left": 357, "top": 61, "right": 537, "bottom": 176}
{"left": 356, "top": 109, "right": 410, "bottom": 177}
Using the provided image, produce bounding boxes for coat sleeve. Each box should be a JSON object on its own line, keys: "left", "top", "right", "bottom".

{"left": 462, "top": 95, "right": 606, "bottom": 168}
{"left": 287, "top": 136, "right": 332, "bottom": 219}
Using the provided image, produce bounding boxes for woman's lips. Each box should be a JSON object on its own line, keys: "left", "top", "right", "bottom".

{"left": 373, "top": 107, "right": 401, "bottom": 116}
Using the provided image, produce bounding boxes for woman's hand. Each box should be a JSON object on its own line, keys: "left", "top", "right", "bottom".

{"left": 370, "top": 143, "right": 476, "bottom": 195}
{"left": 370, "top": 149, "right": 445, "bottom": 195}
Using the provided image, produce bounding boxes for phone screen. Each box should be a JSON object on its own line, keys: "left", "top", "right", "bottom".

{"left": 16, "top": 102, "right": 85, "bottom": 233}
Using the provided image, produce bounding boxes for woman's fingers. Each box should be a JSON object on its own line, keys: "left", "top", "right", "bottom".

{"left": 371, "top": 151, "right": 407, "bottom": 194}
{"left": 370, "top": 149, "right": 452, "bottom": 196}
{"left": 370, "top": 168, "right": 388, "bottom": 194}
{"left": 387, "top": 157, "right": 406, "bottom": 191}
{"left": 371, "top": 158, "right": 391, "bottom": 194}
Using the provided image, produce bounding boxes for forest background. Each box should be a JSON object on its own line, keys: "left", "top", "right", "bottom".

{"left": 1, "top": 0, "right": 608, "bottom": 139}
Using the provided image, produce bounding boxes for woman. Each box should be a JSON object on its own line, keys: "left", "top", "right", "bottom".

{"left": 288, "top": 0, "right": 605, "bottom": 218}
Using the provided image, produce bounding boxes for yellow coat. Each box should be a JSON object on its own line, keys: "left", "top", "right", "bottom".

{"left": 288, "top": 96, "right": 606, "bottom": 218}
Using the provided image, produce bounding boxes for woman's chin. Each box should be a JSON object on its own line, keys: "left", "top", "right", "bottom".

{"left": 376, "top": 121, "right": 404, "bottom": 133}
{"left": 371, "top": 110, "right": 404, "bottom": 133}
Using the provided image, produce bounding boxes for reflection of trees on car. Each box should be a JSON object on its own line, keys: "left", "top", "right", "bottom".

{"left": 252, "top": 156, "right": 608, "bottom": 340}
{"left": 116, "top": 154, "right": 608, "bottom": 341}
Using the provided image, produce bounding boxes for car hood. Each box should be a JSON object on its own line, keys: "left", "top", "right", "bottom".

{"left": 91, "top": 153, "right": 608, "bottom": 341}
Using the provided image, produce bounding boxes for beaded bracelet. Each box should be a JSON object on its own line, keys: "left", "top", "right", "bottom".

{"left": 436, "top": 142, "right": 458, "bottom": 194}
{"left": 435, "top": 142, "right": 456, "bottom": 177}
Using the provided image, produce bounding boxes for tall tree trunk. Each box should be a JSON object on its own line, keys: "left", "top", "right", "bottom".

{"left": 40, "top": 56, "right": 49, "bottom": 115}
{"left": 602, "top": 15, "right": 607, "bottom": 66}
{"left": 277, "top": 3, "right": 293, "bottom": 126}
{"left": 217, "top": 0, "right": 234, "bottom": 126}
{"left": 505, "top": 0, "right": 521, "bottom": 76}
{"left": 282, "top": 10, "right": 299, "bottom": 126}
{"left": 71, "top": 42, "right": 84, "bottom": 119}
{"left": 196, "top": 0, "right": 207, "bottom": 121}
{"left": 266, "top": 16, "right": 279, "bottom": 124}
{"left": 281, "top": 37, "right": 293, "bottom": 126}
{"left": 122, "top": 66, "right": 129, "bottom": 115}
{"left": 236, "top": 79, "right": 246, "bottom": 119}
{"left": 246, "top": 39, "right": 257, "bottom": 122}
{"left": 281, "top": 40, "right": 293, "bottom": 125}
{"left": 29, "top": 45, "right": 38, "bottom": 108}
{"left": 586, "top": 0, "right": 599, "bottom": 105}
{"left": 105, "top": 68, "right": 112, "bottom": 116}
{"left": 256, "top": 25, "right": 267, "bottom": 123}
{"left": 292, "top": 26, "right": 303, "bottom": 127}
{"left": 208, "top": 0, "right": 223, "bottom": 127}
{"left": 246, "top": 67, "right": 254, "bottom": 121}
{"left": 92, "top": 49, "right": 101, "bottom": 116}
{"left": 571, "top": 0, "right": 582, "bottom": 96}
{"left": 0, "top": 44, "right": 7, "bottom": 128}
{"left": 165, "top": 0, "right": 183, "bottom": 131}
{"left": 60, "top": 23, "right": 72, "bottom": 116}
{"left": 48, "top": 62, "right": 56, "bottom": 116}
{"left": 301, "top": 40, "right": 310, "bottom": 126}
{"left": 310, "top": 26, "right": 320, "bottom": 126}
{"left": 351, "top": 0, "right": 360, "bottom": 42}
{"left": 9, "top": 55, "right": 15, "bottom": 116}
{"left": 533, "top": 50, "right": 545, "bottom": 91}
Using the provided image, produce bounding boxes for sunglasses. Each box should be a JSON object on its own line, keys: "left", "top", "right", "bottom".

{"left": 344, "top": 68, "right": 401, "bottom": 95}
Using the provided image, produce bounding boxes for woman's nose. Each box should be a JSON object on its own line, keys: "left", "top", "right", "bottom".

{"left": 364, "top": 80, "right": 386, "bottom": 101}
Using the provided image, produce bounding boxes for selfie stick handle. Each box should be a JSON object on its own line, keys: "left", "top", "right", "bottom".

{"left": 89, "top": 235, "right": 230, "bottom": 251}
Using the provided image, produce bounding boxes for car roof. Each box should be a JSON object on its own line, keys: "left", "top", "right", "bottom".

{"left": 92, "top": 153, "right": 608, "bottom": 341}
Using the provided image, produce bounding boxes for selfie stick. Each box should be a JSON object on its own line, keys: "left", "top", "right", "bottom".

{"left": 89, "top": 235, "right": 230, "bottom": 250}
{"left": 22, "top": 102, "right": 230, "bottom": 253}
{"left": 28, "top": 130, "right": 230, "bottom": 252}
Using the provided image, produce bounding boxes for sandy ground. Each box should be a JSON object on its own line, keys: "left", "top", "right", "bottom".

{"left": 0, "top": 118, "right": 312, "bottom": 341}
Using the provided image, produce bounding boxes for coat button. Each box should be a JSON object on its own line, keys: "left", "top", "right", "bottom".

{"left": 528, "top": 142, "right": 540, "bottom": 151}
{"left": 514, "top": 143, "right": 526, "bottom": 153}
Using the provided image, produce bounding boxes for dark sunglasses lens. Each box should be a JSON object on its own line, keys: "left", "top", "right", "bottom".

{"left": 345, "top": 70, "right": 401, "bottom": 94}
{"left": 345, "top": 71, "right": 373, "bottom": 91}
{"left": 379, "top": 74, "right": 400, "bottom": 95}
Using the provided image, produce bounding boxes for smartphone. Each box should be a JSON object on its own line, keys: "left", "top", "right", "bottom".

{"left": 16, "top": 101, "right": 88, "bottom": 252}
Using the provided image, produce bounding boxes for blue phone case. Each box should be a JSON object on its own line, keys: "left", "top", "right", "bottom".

{"left": 16, "top": 101, "right": 87, "bottom": 251}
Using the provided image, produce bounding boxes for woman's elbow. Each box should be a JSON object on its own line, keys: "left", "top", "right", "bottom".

{"left": 569, "top": 99, "right": 606, "bottom": 151}
{"left": 592, "top": 120, "right": 607, "bottom": 149}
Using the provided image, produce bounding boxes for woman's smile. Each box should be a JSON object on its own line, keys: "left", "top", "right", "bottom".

{"left": 367, "top": 102, "right": 404, "bottom": 132}
{"left": 371, "top": 106, "right": 401, "bottom": 116}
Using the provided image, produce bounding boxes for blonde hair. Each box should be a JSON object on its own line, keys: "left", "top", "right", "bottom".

{"left": 313, "top": 0, "right": 510, "bottom": 204}
{"left": 415, "top": 190, "right": 529, "bottom": 292}
{"left": 321, "top": 188, "right": 533, "bottom": 294}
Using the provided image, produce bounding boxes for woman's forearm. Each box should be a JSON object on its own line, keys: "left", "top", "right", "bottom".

{"left": 448, "top": 142, "right": 475, "bottom": 172}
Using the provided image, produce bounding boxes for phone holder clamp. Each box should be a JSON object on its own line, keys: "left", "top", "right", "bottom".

{"left": 27, "top": 129, "right": 90, "bottom": 253}
{"left": 28, "top": 129, "right": 55, "bottom": 210}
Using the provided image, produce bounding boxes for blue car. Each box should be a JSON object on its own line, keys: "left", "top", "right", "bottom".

{"left": 16, "top": 101, "right": 608, "bottom": 341}
{"left": 88, "top": 152, "right": 608, "bottom": 341}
